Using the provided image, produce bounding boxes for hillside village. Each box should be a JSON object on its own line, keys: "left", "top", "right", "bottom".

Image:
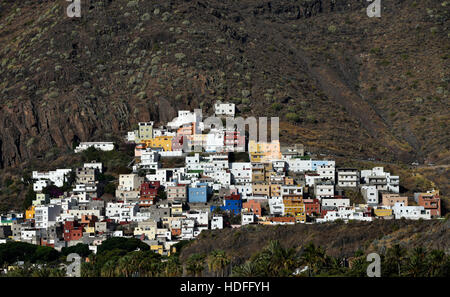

{"left": 0, "top": 102, "right": 442, "bottom": 258}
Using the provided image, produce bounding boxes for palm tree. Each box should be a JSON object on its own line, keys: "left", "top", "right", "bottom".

{"left": 252, "top": 250, "right": 272, "bottom": 276}
{"left": 116, "top": 255, "right": 134, "bottom": 277}
{"left": 386, "top": 244, "right": 406, "bottom": 276}
{"left": 186, "top": 254, "right": 206, "bottom": 277}
{"left": 139, "top": 257, "right": 162, "bottom": 277}
{"left": 163, "top": 257, "right": 182, "bottom": 277}
{"left": 80, "top": 261, "right": 98, "bottom": 277}
{"left": 406, "top": 246, "right": 427, "bottom": 277}
{"left": 128, "top": 252, "right": 145, "bottom": 277}
{"left": 232, "top": 261, "right": 259, "bottom": 277}
{"left": 426, "top": 250, "right": 445, "bottom": 277}
{"left": 101, "top": 259, "right": 117, "bottom": 277}
{"left": 326, "top": 256, "right": 346, "bottom": 276}
{"left": 299, "top": 243, "right": 326, "bottom": 277}
{"left": 207, "top": 250, "right": 231, "bottom": 277}
{"left": 346, "top": 257, "right": 367, "bottom": 277}
{"left": 277, "top": 246, "right": 299, "bottom": 276}
{"left": 251, "top": 240, "right": 300, "bottom": 276}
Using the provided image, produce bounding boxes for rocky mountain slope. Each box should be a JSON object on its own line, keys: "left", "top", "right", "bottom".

{"left": 0, "top": 0, "right": 448, "bottom": 169}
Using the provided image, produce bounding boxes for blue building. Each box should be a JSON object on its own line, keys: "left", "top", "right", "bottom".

{"left": 188, "top": 184, "right": 208, "bottom": 203}
{"left": 211, "top": 195, "right": 242, "bottom": 215}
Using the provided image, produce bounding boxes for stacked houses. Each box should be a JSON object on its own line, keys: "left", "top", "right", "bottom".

{"left": 0, "top": 102, "right": 442, "bottom": 256}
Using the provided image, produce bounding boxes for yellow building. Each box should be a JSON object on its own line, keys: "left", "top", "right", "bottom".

{"left": 32, "top": 193, "right": 49, "bottom": 206}
{"left": 374, "top": 208, "right": 393, "bottom": 217}
{"left": 138, "top": 122, "right": 153, "bottom": 141}
{"left": 143, "top": 136, "right": 173, "bottom": 151}
{"left": 248, "top": 140, "right": 281, "bottom": 163}
{"left": 171, "top": 204, "right": 183, "bottom": 216}
{"left": 283, "top": 195, "right": 306, "bottom": 223}
{"left": 25, "top": 206, "right": 35, "bottom": 220}
{"left": 83, "top": 226, "right": 95, "bottom": 234}
{"left": 150, "top": 244, "right": 164, "bottom": 255}
{"left": 270, "top": 184, "right": 281, "bottom": 197}
{"left": 284, "top": 177, "right": 294, "bottom": 185}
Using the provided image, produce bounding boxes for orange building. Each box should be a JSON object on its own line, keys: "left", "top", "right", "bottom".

{"left": 243, "top": 200, "right": 262, "bottom": 216}
{"left": 25, "top": 206, "right": 35, "bottom": 220}
{"left": 416, "top": 190, "right": 441, "bottom": 217}
{"left": 143, "top": 136, "right": 173, "bottom": 151}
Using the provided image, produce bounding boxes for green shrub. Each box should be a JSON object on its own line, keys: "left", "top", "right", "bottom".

{"left": 286, "top": 112, "right": 300, "bottom": 122}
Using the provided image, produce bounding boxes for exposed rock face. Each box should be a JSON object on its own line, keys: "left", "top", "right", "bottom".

{"left": 0, "top": 0, "right": 448, "bottom": 168}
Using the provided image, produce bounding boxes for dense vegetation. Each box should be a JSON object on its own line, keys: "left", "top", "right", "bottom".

{"left": 1, "top": 237, "right": 448, "bottom": 277}
{"left": 0, "top": 241, "right": 60, "bottom": 267}
{"left": 231, "top": 241, "right": 450, "bottom": 277}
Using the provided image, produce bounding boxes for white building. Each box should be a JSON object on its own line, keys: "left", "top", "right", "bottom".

{"left": 305, "top": 174, "right": 322, "bottom": 187}
{"left": 286, "top": 159, "right": 312, "bottom": 173}
{"left": 208, "top": 170, "right": 231, "bottom": 188}
{"left": 211, "top": 215, "right": 223, "bottom": 230}
{"left": 167, "top": 110, "right": 202, "bottom": 133}
{"left": 317, "top": 164, "right": 335, "bottom": 183}
{"left": 83, "top": 161, "right": 103, "bottom": 173}
{"left": 153, "top": 128, "right": 176, "bottom": 137}
{"left": 315, "top": 183, "right": 334, "bottom": 200}
{"left": 127, "top": 131, "right": 136, "bottom": 142}
{"left": 272, "top": 160, "right": 287, "bottom": 173}
{"left": 33, "top": 180, "right": 51, "bottom": 192}
{"left": 134, "top": 149, "right": 160, "bottom": 171}
{"left": 74, "top": 142, "right": 114, "bottom": 153}
{"left": 32, "top": 168, "right": 72, "bottom": 188}
{"left": 281, "top": 185, "right": 303, "bottom": 197}
{"left": 231, "top": 184, "right": 252, "bottom": 199}
{"left": 214, "top": 102, "right": 235, "bottom": 116}
{"left": 361, "top": 185, "right": 379, "bottom": 206}
{"left": 186, "top": 211, "right": 209, "bottom": 226}
{"left": 117, "top": 174, "right": 143, "bottom": 191}
{"left": 181, "top": 218, "right": 196, "bottom": 240}
{"left": 268, "top": 197, "right": 285, "bottom": 216}
{"left": 241, "top": 212, "right": 256, "bottom": 225}
{"left": 34, "top": 205, "right": 62, "bottom": 228}
{"left": 317, "top": 206, "right": 373, "bottom": 223}
{"left": 105, "top": 202, "right": 139, "bottom": 223}
{"left": 391, "top": 203, "right": 431, "bottom": 220}
{"left": 321, "top": 198, "right": 350, "bottom": 208}
{"left": 72, "top": 184, "right": 98, "bottom": 203}
{"left": 230, "top": 162, "right": 252, "bottom": 184}
{"left": 361, "top": 167, "right": 399, "bottom": 193}
{"left": 20, "top": 228, "right": 41, "bottom": 243}
{"left": 337, "top": 168, "right": 359, "bottom": 188}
